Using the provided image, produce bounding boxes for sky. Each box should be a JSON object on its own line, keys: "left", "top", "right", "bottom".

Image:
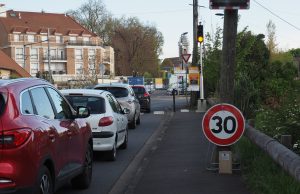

{"left": 1, "top": 0, "right": 300, "bottom": 59}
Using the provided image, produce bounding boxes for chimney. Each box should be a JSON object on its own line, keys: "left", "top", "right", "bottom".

{"left": 0, "top": 4, "right": 6, "bottom": 18}
{"left": 18, "top": 12, "right": 21, "bottom": 19}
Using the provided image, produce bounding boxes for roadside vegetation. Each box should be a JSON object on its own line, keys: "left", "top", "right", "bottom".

{"left": 204, "top": 20, "right": 300, "bottom": 193}
{"left": 237, "top": 138, "right": 300, "bottom": 194}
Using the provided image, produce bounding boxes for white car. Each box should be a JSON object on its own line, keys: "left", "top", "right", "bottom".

{"left": 61, "top": 89, "right": 129, "bottom": 161}
{"left": 93, "top": 83, "right": 141, "bottom": 129}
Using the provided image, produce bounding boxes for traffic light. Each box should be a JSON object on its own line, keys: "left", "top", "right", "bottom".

{"left": 197, "top": 24, "right": 204, "bottom": 43}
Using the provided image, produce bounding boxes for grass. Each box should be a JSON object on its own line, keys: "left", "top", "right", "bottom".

{"left": 236, "top": 137, "right": 300, "bottom": 194}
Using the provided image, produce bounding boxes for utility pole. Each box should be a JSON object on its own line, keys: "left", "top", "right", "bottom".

{"left": 47, "top": 28, "right": 53, "bottom": 83}
{"left": 220, "top": 10, "right": 238, "bottom": 104}
{"left": 192, "top": 0, "right": 198, "bottom": 66}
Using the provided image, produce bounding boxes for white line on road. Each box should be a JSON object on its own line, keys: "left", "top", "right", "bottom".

{"left": 153, "top": 111, "right": 165, "bottom": 115}
{"left": 180, "top": 109, "right": 189, "bottom": 112}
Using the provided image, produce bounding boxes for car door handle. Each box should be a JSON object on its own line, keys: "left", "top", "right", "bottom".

{"left": 67, "top": 131, "right": 73, "bottom": 136}
{"left": 49, "top": 133, "right": 55, "bottom": 142}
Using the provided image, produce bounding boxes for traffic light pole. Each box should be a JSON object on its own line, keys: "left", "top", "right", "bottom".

{"left": 199, "top": 42, "right": 204, "bottom": 100}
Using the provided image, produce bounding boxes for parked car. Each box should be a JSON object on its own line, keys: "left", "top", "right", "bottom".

{"left": 131, "top": 85, "right": 151, "bottom": 113}
{"left": 61, "top": 89, "right": 129, "bottom": 161}
{"left": 0, "top": 78, "right": 93, "bottom": 194}
{"left": 93, "top": 83, "right": 141, "bottom": 129}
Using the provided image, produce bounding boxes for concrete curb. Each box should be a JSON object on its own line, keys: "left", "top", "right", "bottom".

{"left": 108, "top": 109, "right": 174, "bottom": 194}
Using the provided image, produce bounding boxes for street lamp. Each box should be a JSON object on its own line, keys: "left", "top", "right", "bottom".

{"left": 179, "top": 32, "right": 188, "bottom": 95}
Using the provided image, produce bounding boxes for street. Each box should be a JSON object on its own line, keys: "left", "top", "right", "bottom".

{"left": 56, "top": 90, "right": 188, "bottom": 194}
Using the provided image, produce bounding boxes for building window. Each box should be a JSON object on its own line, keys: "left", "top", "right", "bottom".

{"left": 70, "top": 36, "right": 76, "bottom": 42}
{"left": 75, "top": 49, "right": 82, "bottom": 60}
{"left": 88, "top": 49, "right": 95, "bottom": 60}
{"left": 75, "top": 63, "right": 83, "bottom": 74}
{"left": 16, "top": 48, "right": 23, "bottom": 60}
{"left": 58, "top": 49, "right": 65, "bottom": 60}
{"left": 27, "top": 35, "right": 35, "bottom": 42}
{"left": 30, "top": 62, "right": 39, "bottom": 76}
{"left": 41, "top": 35, "right": 47, "bottom": 42}
{"left": 30, "top": 48, "right": 38, "bottom": 60}
{"left": 56, "top": 36, "right": 62, "bottom": 43}
{"left": 83, "top": 37, "right": 89, "bottom": 42}
{"left": 50, "top": 49, "right": 56, "bottom": 59}
{"left": 14, "top": 34, "right": 20, "bottom": 42}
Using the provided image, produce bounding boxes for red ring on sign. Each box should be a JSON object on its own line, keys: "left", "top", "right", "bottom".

{"left": 202, "top": 104, "right": 245, "bottom": 146}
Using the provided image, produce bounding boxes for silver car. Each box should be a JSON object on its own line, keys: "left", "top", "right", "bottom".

{"left": 94, "top": 83, "right": 141, "bottom": 129}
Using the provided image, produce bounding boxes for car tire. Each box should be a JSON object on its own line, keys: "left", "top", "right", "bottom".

{"left": 136, "top": 114, "right": 141, "bottom": 125}
{"left": 36, "top": 166, "right": 53, "bottom": 194}
{"left": 129, "top": 113, "right": 137, "bottom": 129}
{"left": 71, "top": 144, "right": 93, "bottom": 189}
{"left": 120, "top": 128, "right": 128, "bottom": 149}
{"left": 107, "top": 141, "right": 117, "bottom": 161}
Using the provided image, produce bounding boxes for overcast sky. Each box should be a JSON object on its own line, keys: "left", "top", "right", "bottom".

{"left": 1, "top": 0, "right": 300, "bottom": 59}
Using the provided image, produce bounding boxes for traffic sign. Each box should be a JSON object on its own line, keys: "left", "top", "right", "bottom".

{"left": 182, "top": 54, "right": 191, "bottom": 64}
{"left": 209, "top": 0, "right": 250, "bottom": 10}
{"left": 202, "top": 103, "right": 245, "bottom": 146}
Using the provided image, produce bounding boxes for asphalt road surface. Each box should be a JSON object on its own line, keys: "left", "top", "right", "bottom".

{"left": 56, "top": 90, "right": 187, "bottom": 194}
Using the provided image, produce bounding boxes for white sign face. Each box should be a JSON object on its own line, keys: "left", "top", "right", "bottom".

{"left": 209, "top": 110, "right": 237, "bottom": 140}
{"left": 202, "top": 103, "right": 245, "bottom": 146}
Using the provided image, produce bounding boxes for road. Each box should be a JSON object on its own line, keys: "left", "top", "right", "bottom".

{"left": 56, "top": 90, "right": 188, "bottom": 194}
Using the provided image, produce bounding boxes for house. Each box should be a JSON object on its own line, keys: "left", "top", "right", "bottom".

{"left": 0, "top": 9, "right": 114, "bottom": 82}
{"left": 0, "top": 50, "right": 31, "bottom": 78}
{"left": 161, "top": 57, "right": 182, "bottom": 72}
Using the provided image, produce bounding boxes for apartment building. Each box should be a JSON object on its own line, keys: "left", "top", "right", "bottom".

{"left": 0, "top": 9, "right": 114, "bottom": 82}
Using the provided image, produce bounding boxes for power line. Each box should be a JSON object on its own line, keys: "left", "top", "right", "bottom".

{"left": 113, "top": 9, "right": 191, "bottom": 16}
{"left": 253, "top": 0, "right": 300, "bottom": 31}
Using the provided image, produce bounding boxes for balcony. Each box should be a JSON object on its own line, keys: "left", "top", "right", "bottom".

{"left": 67, "top": 40, "right": 102, "bottom": 47}
{"left": 43, "top": 56, "right": 67, "bottom": 62}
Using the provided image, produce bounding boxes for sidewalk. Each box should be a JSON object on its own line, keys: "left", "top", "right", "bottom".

{"left": 130, "top": 112, "right": 251, "bottom": 194}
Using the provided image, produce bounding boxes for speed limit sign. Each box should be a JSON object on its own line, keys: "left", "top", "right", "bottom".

{"left": 202, "top": 103, "right": 245, "bottom": 146}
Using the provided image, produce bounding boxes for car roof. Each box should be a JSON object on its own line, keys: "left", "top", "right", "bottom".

{"left": 94, "top": 83, "right": 131, "bottom": 89}
{"left": 60, "top": 89, "right": 109, "bottom": 97}
{"left": 0, "top": 78, "right": 49, "bottom": 87}
{"left": 131, "top": 85, "right": 145, "bottom": 88}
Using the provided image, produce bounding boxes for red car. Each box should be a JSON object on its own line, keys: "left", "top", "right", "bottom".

{"left": 0, "top": 78, "right": 93, "bottom": 194}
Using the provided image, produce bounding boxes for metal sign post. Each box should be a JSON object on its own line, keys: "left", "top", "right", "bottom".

{"left": 99, "top": 64, "right": 105, "bottom": 83}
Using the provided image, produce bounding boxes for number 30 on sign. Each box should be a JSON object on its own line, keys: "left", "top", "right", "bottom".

{"left": 202, "top": 103, "right": 245, "bottom": 146}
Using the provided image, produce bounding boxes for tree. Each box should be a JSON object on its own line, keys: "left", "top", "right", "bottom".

{"left": 266, "top": 20, "right": 277, "bottom": 60}
{"left": 234, "top": 29, "right": 269, "bottom": 117}
{"left": 69, "top": 2, "right": 164, "bottom": 77}
{"left": 111, "top": 17, "right": 163, "bottom": 76}
{"left": 67, "top": 0, "right": 111, "bottom": 44}
{"left": 203, "top": 27, "right": 223, "bottom": 97}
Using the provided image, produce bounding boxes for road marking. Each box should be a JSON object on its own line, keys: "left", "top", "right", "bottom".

{"left": 180, "top": 109, "right": 189, "bottom": 112}
{"left": 153, "top": 111, "right": 165, "bottom": 115}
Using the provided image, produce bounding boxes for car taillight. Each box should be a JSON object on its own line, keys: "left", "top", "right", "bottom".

{"left": 99, "top": 117, "right": 114, "bottom": 127}
{"left": 144, "top": 92, "right": 150, "bottom": 97}
{"left": 0, "top": 129, "right": 32, "bottom": 149}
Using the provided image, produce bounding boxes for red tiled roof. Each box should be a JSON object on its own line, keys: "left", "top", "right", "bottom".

{"left": 0, "top": 50, "right": 31, "bottom": 77}
{"left": 163, "top": 57, "right": 181, "bottom": 67}
{"left": 0, "top": 10, "right": 97, "bottom": 37}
